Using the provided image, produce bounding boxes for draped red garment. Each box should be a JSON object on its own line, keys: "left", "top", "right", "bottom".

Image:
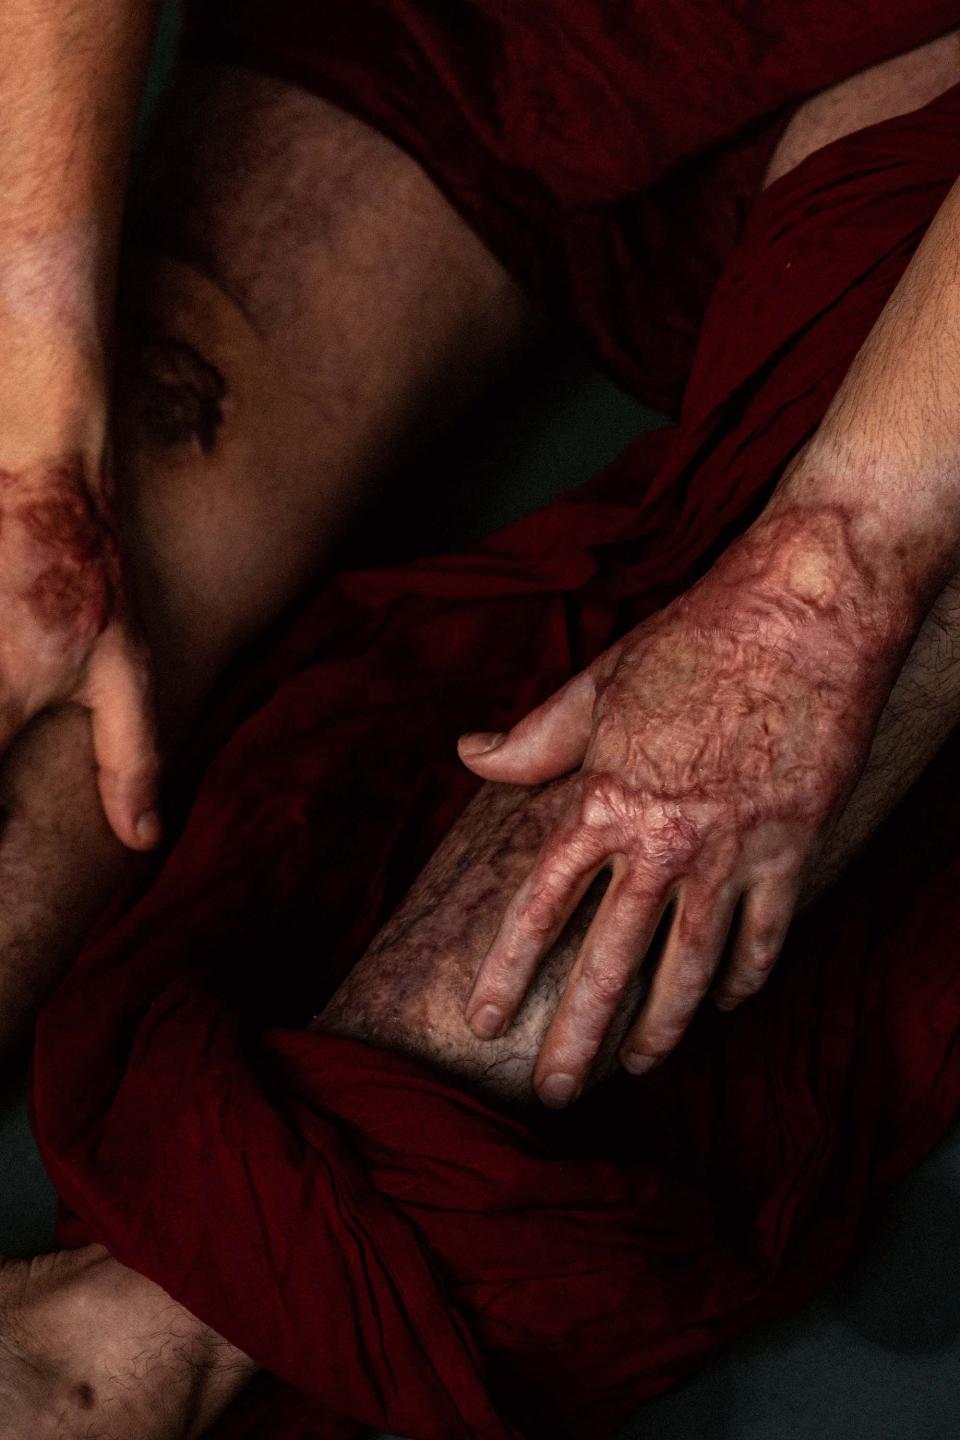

{"left": 184, "top": 0, "right": 960, "bottom": 413}
{"left": 29, "top": 9, "right": 960, "bottom": 1440}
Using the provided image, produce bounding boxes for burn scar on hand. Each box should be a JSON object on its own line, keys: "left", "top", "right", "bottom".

{"left": 459, "top": 503, "right": 924, "bottom": 1106}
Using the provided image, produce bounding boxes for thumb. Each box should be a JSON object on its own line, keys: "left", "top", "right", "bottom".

{"left": 85, "top": 627, "right": 162, "bottom": 851}
{"left": 458, "top": 668, "right": 596, "bottom": 784}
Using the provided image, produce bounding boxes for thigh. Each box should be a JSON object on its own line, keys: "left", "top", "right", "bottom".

{"left": 115, "top": 59, "right": 538, "bottom": 704}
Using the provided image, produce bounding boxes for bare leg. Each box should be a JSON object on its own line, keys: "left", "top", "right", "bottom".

{"left": 2, "top": 563, "right": 957, "bottom": 1440}
{"left": 316, "top": 561, "right": 960, "bottom": 1099}
{"left": 0, "top": 66, "right": 536, "bottom": 1432}
{"left": 5, "top": 47, "right": 960, "bottom": 1440}
{"left": 0, "top": 59, "right": 536, "bottom": 1060}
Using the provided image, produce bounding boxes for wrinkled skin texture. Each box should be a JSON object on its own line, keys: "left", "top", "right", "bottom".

{"left": 0, "top": 458, "right": 158, "bottom": 850}
{"left": 460, "top": 506, "right": 921, "bottom": 1106}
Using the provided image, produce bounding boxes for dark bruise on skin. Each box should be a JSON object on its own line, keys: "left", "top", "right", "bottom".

{"left": 121, "top": 336, "right": 227, "bottom": 454}
{"left": 73, "top": 1381, "right": 97, "bottom": 1411}
{"left": 1, "top": 461, "right": 117, "bottom": 640}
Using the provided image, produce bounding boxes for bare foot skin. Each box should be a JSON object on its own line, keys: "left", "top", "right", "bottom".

{"left": 0, "top": 1247, "right": 255, "bottom": 1439}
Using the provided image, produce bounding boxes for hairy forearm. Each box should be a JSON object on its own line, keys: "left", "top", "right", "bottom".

{"left": 765, "top": 177, "right": 960, "bottom": 620}
{"left": 802, "top": 567, "right": 960, "bottom": 903}
{"left": 0, "top": 0, "right": 158, "bottom": 443}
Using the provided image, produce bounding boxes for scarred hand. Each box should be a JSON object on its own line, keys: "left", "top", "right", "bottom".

{"left": 0, "top": 454, "right": 159, "bottom": 850}
{"left": 459, "top": 505, "right": 920, "bottom": 1107}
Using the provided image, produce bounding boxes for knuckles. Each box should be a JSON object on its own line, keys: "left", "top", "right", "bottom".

{"left": 738, "top": 944, "right": 781, "bottom": 980}
{"left": 515, "top": 889, "right": 562, "bottom": 941}
{"left": 577, "top": 770, "right": 633, "bottom": 832}
{"left": 579, "top": 960, "right": 630, "bottom": 1006}
{"left": 570, "top": 760, "right": 818, "bottom": 890}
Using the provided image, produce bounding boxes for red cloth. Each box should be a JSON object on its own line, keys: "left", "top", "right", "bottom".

{"left": 185, "top": 0, "right": 960, "bottom": 412}
{"left": 30, "top": 25, "right": 960, "bottom": 1440}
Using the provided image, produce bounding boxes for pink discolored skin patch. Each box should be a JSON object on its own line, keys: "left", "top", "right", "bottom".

{"left": 7, "top": 460, "right": 119, "bottom": 640}
{"left": 24, "top": 562, "right": 111, "bottom": 635}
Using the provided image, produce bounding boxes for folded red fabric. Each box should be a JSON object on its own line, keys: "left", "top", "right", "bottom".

{"left": 31, "top": 38, "right": 960, "bottom": 1440}
{"left": 186, "top": 0, "right": 960, "bottom": 411}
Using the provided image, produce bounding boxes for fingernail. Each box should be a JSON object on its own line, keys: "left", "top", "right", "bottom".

{"left": 459, "top": 731, "right": 506, "bottom": 757}
{"left": 714, "top": 995, "right": 738, "bottom": 1012}
{"left": 621, "top": 1052, "right": 658, "bottom": 1076}
{"left": 136, "top": 811, "right": 162, "bottom": 846}
{"left": 468, "top": 1004, "right": 505, "bottom": 1040}
{"left": 539, "top": 1072, "right": 581, "bottom": 1108}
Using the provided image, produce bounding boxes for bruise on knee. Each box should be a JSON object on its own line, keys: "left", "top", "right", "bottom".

{"left": 111, "top": 252, "right": 250, "bottom": 471}
{"left": 119, "top": 334, "right": 227, "bottom": 456}
{"left": 315, "top": 782, "right": 647, "bottom": 1104}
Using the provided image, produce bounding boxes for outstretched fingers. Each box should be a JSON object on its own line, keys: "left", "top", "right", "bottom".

{"left": 532, "top": 865, "right": 670, "bottom": 1106}
{"left": 713, "top": 870, "right": 800, "bottom": 1010}
{"left": 619, "top": 878, "right": 739, "bottom": 1074}
{"left": 465, "top": 823, "right": 608, "bottom": 1041}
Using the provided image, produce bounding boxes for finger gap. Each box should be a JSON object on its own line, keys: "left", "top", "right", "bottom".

{"left": 709, "top": 891, "right": 747, "bottom": 997}
{"left": 612, "top": 894, "right": 677, "bottom": 1039}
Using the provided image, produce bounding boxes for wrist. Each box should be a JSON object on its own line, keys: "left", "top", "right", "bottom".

{"left": 768, "top": 437, "right": 959, "bottom": 613}
{"left": 695, "top": 501, "right": 921, "bottom": 678}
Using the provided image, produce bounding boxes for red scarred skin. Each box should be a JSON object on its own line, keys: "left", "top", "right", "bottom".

{"left": 0, "top": 459, "right": 120, "bottom": 708}
{"left": 464, "top": 503, "right": 925, "bottom": 1104}
{"left": 18, "top": 483, "right": 116, "bottom": 637}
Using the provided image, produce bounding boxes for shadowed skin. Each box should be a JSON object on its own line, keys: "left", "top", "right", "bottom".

{"left": 0, "top": 29, "right": 957, "bottom": 1440}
